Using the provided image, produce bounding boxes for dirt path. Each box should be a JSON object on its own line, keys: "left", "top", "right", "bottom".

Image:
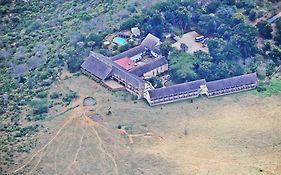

{"left": 83, "top": 114, "right": 119, "bottom": 175}
{"left": 14, "top": 110, "right": 78, "bottom": 173}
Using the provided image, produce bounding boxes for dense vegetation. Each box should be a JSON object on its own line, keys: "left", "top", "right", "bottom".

{"left": 120, "top": 0, "right": 281, "bottom": 83}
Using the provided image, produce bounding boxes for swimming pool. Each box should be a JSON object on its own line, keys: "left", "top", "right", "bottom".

{"left": 113, "top": 37, "right": 127, "bottom": 46}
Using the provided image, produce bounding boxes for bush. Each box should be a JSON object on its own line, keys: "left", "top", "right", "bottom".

{"left": 266, "top": 63, "right": 276, "bottom": 76}
{"left": 77, "top": 11, "right": 92, "bottom": 21}
{"left": 26, "top": 114, "right": 47, "bottom": 121}
{"left": 26, "top": 21, "right": 41, "bottom": 33}
{"left": 17, "top": 143, "right": 32, "bottom": 153}
{"left": 36, "top": 91, "right": 48, "bottom": 98}
{"left": 257, "top": 82, "right": 266, "bottom": 92}
{"left": 147, "top": 77, "right": 163, "bottom": 88}
{"left": 160, "top": 41, "right": 172, "bottom": 57}
{"left": 248, "top": 10, "right": 257, "bottom": 21}
{"left": 118, "top": 44, "right": 131, "bottom": 53}
{"left": 50, "top": 92, "right": 60, "bottom": 99}
{"left": 127, "top": 4, "right": 136, "bottom": 13}
{"left": 256, "top": 21, "right": 273, "bottom": 39}
{"left": 14, "top": 125, "right": 39, "bottom": 137}
{"left": 67, "top": 57, "right": 83, "bottom": 73}
{"left": 62, "top": 91, "right": 77, "bottom": 105}
{"left": 86, "top": 32, "right": 106, "bottom": 48}
{"left": 29, "top": 99, "right": 49, "bottom": 115}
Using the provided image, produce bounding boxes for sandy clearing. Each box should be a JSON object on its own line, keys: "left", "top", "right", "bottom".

{"left": 172, "top": 31, "right": 209, "bottom": 54}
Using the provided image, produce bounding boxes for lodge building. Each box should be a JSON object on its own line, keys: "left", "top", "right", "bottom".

{"left": 144, "top": 73, "right": 258, "bottom": 106}
{"left": 206, "top": 73, "right": 258, "bottom": 97}
{"left": 81, "top": 33, "right": 259, "bottom": 106}
{"left": 144, "top": 79, "right": 207, "bottom": 106}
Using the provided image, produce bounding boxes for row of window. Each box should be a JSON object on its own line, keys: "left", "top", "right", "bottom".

{"left": 207, "top": 84, "right": 256, "bottom": 96}
{"left": 151, "top": 90, "right": 198, "bottom": 101}
{"left": 208, "top": 83, "right": 256, "bottom": 93}
{"left": 150, "top": 92, "right": 198, "bottom": 104}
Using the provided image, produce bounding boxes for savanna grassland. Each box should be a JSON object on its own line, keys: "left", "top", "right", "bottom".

{"left": 11, "top": 74, "right": 281, "bottom": 175}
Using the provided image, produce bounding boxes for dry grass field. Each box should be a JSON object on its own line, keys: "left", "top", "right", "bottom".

{"left": 12, "top": 75, "right": 281, "bottom": 175}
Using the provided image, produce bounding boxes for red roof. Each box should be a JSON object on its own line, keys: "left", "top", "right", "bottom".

{"left": 114, "top": 57, "right": 136, "bottom": 70}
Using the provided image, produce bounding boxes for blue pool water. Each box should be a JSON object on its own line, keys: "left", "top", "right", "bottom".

{"left": 113, "top": 37, "right": 127, "bottom": 46}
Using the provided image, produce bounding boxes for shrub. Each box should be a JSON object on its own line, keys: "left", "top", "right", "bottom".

{"left": 17, "top": 143, "right": 32, "bottom": 153}
{"left": 26, "top": 21, "right": 41, "bottom": 33}
{"left": 77, "top": 11, "right": 92, "bottom": 21}
{"left": 50, "top": 92, "right": 60, "bottom": 99}
{"left": 248, "top": 10, "right": 257, "bottom": 21}
{"left": 266, "top": 63, "right": 276, "bottom": 76}
{"left": 62, "top": 91, "right": 77, "bottom": 105}
{"left": 257, "top": 82, "right": 266, "bottom": 92}
{"left": 14, "top": 125, "right": 39, "bottom": 137}
{"left": 67, "top": 57, "right": 83, "bottom": 73}
{"left": 29, "top": 99, "right": 49, "bottom": 115}
{"left": 36, "top": 91, "right": 48, "bottom": 98}
{"left": 26, "top": 114, "right": 47, "bottom": 121}
{"left": 256, "top": 21, "right": 273, "bottom": 39}
{"left": 127, "top": 4, "right": 136, "bottom": 13}
{"left": 147, "top": 77, "right": 163, "bottom": 88}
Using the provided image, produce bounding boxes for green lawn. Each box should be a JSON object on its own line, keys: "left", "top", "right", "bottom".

{"left": 264, "top": 78, "right": 281, "bottom": 96}
{"left": 254, "top": 78, "right": 281, "bottom": 96}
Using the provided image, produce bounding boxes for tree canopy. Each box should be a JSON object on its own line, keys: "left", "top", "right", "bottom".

{"left": 256, "top": 21, "right": 273, "bottom": 39}
{"left": 169, "top": 51, "right": 197, "bottom": 82}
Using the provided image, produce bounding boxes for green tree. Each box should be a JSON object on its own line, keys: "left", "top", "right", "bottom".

{"left": 29, "top": 99, "right": 49, "bottom": 115}
{"left": 143, "top": 12, "right": 165, "bottom": 38}
{"left": 215, "top": 60, "right": 244, "bottom": 79}
{"left": 147, "top": 77, "right": 163, "bottom": 88}
{"left": 175, "top": 7, "right": 191, "bottom": 30}
{"left": 274, "top": 18, "right": 281, "bottom": 46}
{"left": 268, "top": 46, "right": 281, "bottom": 64}
{"left": 230, "top": 23, "right": 257, "bottom": 57}
{"left": 67, "top": 57, "right": 83, "bottom": 73}
{"left": 120, "top": 15, "right": 141, "bottom": 30}
{"left": 216, "top": 6, "right": 234, "bottom": 24}
{"left": 160, "top": 41, "right": 173, "bottom": 57}
{"left": 77, "top": 11, "right": 92, "bottom": 21}
{"left": 206, "top": 1, "right": 221, "bottom": 13}
{"left": 207, "top": 38, "right": 227, "bottom": 62}
{"left": 248, "top": 9, "right": 257, "bottom": 21}
{"left": 62, "top": 91, "right": 78, "bottom": 105}
{"left": 194, "top": 51, "right": 217, "bottom": 81}
{"left": 232, "top": 12, "right": 245, "bottom": 25}
{"left": 198, "top": 15, "right": 220, "bottom": 35}
{"left": 169, "top": 51, "right": 197, "bottom": 82}
{"left": 256, "top": 21, "right": 273, "bottom": 39}
{"left": 266, "top": 62, "right": 276, "bottom": 76}
{"left": 86, "top": 32, "right": 105, "bottom": 48}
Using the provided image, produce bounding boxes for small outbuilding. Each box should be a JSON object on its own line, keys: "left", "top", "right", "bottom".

{"left": 131, "top": 27, "right": 141, "bottom": 37}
